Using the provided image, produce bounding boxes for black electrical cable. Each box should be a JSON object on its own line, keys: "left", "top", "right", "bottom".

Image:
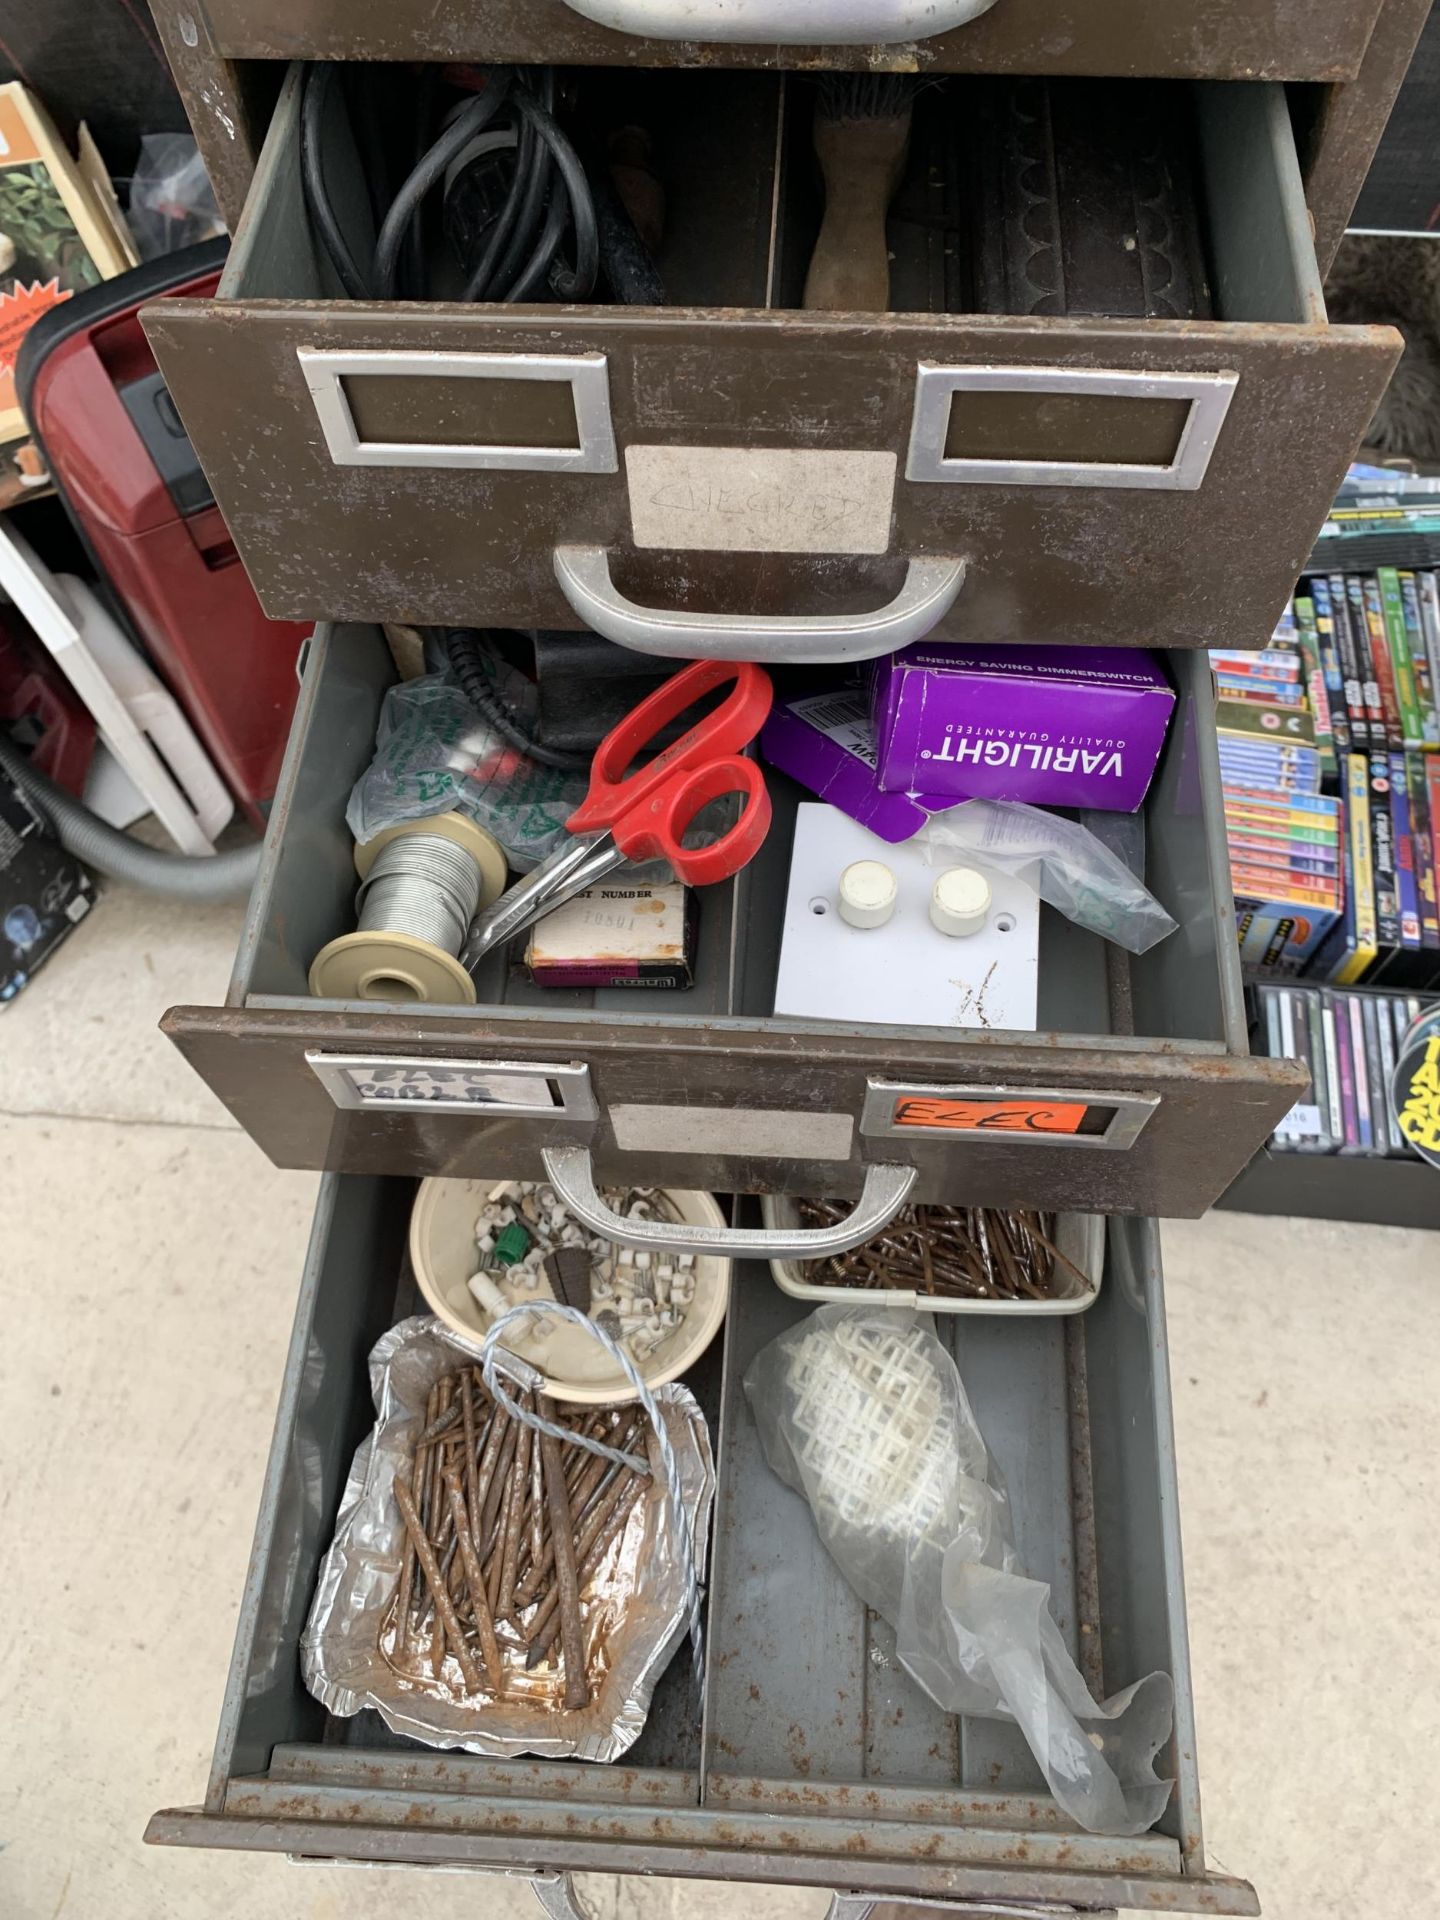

{"left": 472, "top": 69, "right": 555, "bottom": 300}
{"left": 511, "top": 95, "right": 599, "bottom": 301}
{"left": 403, "top": 68, "right": 439, "bottom": 301}
{"left": 300, "top": 62, "right": 614, "bottom": 310}
{"left": 487, "top": 115, "right": 554, "bottom": 299}
{"left": 506, "top": 191, "right": 572, "bottom": 306}
{"left": 300, "top": 63, "right": 371, "bottom": 300}
{"left": 442, "top": 629, "right": 593, "bottom": 773}
{"left": 459, "top": 85, "right": 595, "bottom": 304}
{"left": 460, "top": 114, "right": 537, "bottom": 302}
{"left": 372, "top": 73, "right": 515, "bottom": 298}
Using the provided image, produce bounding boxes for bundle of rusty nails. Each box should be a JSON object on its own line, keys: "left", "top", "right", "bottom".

{"left": 383, "top": 1365, "right": 652, "bottom": 1712}
{"left": 796, "top": 1201, "right": 1087, "bottom": 1301}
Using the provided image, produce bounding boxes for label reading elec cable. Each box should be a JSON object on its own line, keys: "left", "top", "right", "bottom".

{"left": 892, "top": 1096, "right": 1091, "bottom": 1135}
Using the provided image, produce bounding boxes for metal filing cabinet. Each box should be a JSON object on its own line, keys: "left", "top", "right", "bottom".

{"left": 140, "top": 2, "right": 1431, "bottom": 1909}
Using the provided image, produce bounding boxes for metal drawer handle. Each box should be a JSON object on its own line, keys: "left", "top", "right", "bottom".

{"left": 553, "top": 545, "right": 966, "bottom": 665}
{"left": 541, "top": 1145, "right": 916, "bottom": 1257}
{"left": 558, "top": 0, "right": 1000, "bottom": 43}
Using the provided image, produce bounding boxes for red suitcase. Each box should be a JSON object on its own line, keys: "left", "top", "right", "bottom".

{"left": 16, "top": 239, "right": 307, "bottom": 826}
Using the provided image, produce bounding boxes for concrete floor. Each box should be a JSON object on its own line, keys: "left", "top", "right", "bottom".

{"left": 2, "top": 874, "right": 1437, "bottom": 1920}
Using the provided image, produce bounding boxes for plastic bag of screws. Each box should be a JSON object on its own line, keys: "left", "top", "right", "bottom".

{"left": 302, "top": 1318, "right": 715, "bottom": 1761}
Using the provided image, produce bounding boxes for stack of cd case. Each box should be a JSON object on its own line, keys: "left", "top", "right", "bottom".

{"left": 1254, "top": 982, "right": 1435, "bottom": 1156}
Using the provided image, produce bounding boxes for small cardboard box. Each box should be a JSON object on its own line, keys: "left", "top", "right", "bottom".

{"left": 870, "top": 643, "right": 1176, "bottom": 814}
{"left": 0, "top": 83, "right": 138, "bottom": 444}
{"left": 526, "top": 881, "right": 697, "bottom": 989}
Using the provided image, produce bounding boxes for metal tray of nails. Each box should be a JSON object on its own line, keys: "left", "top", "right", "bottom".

{"left": 760, "top": 1196, "right": 1105, "bottom": 1315}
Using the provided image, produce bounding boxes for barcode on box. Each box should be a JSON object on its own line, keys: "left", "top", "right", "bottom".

{"left": 790, "top": 690, "right": 877, "bottom": 766}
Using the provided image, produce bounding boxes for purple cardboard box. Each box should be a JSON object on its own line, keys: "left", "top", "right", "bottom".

{"left": 760, "top": 683, "right": 954, "bottom": 843}
{"left": 870, "top": 644, "right": 1175, "bottom": 814}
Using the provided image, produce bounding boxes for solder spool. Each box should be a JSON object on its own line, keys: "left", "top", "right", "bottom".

{"left": 308, "top": 814, "right": 509, "bottom": 1005}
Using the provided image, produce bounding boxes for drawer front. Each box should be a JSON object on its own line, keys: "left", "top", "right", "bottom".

{"left": 142, "top": 70, "right": 1400, "bottom": 659}
{"left": 145, "top": 307, "right": 1397, "bottom": 658}
{"left": 193, "top": 0, "right": 1382, "bottom": 83}
{"left": 164, "top": 1007, "right": 1304, "bottom": 1221}
{"left": 144, "top": 1172, "right": 1258, "bottom": 1915}
{"left": 160, "top": 621, "right": 1306, "bottom": 1221}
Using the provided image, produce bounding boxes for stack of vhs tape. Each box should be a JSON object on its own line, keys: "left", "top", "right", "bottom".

{"left": 1252, "top": 983, "right": 1435, "bottom": 1156}
{"left": 1215, "top": 563, "right": 1440, "bottom": 987}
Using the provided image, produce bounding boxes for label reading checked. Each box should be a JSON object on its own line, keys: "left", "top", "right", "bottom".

{"left": 892, "top": 1096, "right": 1091, "bottom": 1135}
{"left": 626, "top": 445, "right": 896, "bottom": 555}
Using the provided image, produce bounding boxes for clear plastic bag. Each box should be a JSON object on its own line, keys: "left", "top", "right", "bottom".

{"left": 743, "top": 1305, "right": 1175, "bottom": 1835}
{"left": 125, "top": 135, "right": 225, "bottom": 259}
{"left": 347, "top": 670, "right": 589, "bottom": 871}
{"left": 919, "top": 798, "right": 1177, "bottom": 954}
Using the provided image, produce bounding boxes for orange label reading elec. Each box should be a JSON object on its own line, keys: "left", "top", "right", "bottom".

{"left": 892, "top": 1097, "right": 1090, "bottom": 1135}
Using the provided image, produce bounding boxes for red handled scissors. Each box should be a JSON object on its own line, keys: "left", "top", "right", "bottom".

{"left": 461, "top": 659, "right": 773, "bottom": 974}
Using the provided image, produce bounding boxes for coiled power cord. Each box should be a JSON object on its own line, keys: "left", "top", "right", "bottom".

{"left": 300, "top": 62, "right": 601, "bottom": 306}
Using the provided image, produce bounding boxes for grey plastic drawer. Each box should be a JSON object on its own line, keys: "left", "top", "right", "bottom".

{"left": 141, "top": 66, "right": 1399, "bottom": 659}
{"left": 144, "top": 1173, "right": 1258, "bottom": 1915}
{"left": 160, "top": 623, "right": 1305, "bottom": 1220}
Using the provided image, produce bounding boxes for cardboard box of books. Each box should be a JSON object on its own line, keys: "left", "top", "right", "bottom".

{"left": 0, "top": 82, "right": 137, "bottom": 445}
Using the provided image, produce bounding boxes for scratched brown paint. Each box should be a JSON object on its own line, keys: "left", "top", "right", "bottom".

{"left": 171, "top": 0, "right": 1383, "bottom": 81}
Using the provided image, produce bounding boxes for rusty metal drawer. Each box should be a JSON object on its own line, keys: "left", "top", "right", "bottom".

{"left": 160, "top": 623, "right": 1304, "bottom": 1220}
{"left": 142, "top": 65, "right": 1399, "bottom": 661}
{"left": 144, "top": 1172, "right": 1257, "bottom": 1914}
{"left": 186, "top": 0, "right": 1385, "bottom": 84}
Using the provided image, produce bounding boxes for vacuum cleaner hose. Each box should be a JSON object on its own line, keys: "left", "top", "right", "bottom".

{"left": 0, "top": 735, "right": 262, "bottom": 902}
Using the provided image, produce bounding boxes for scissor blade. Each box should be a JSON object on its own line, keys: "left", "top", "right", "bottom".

{"left": 460, "top": 829, "right": 626, "bottom": 977}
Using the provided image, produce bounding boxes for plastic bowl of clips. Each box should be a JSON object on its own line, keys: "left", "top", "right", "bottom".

{"left": 759, "top": 1196, "right": 1105, "bottom": 1316}
{"left": 410, "top": 1176, "right": 732, "bottom": 1404}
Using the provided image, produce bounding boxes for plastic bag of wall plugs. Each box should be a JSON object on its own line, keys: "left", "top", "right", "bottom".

{"left": 347, "top": 668, "right": 589, "bottom": 870}
{"left": 743, "top": 1305, "right": 1174, "bottom": 1835}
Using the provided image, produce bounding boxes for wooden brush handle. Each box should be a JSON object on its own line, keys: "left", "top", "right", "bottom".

{"left": 804, "top": 106, "right": 913, "bottom": 313}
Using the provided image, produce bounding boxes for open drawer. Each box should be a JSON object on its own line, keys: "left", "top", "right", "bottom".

{"left": 187, "top": 0, "right": 1386, "bottom": 84}
{"left": 161, "top": 624, "right": 1306, "bottom": 1220}
{"left": 145, "top": 1173, "right": 1258, "bottom": 1914}
{"left": 141, "top": 64, "right": 1400, "bottom": 660}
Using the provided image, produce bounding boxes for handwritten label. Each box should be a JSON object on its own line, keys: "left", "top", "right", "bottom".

{"left": 306, "top": 1052, "right": 595, "bottom": 1120}
{"left": 350, "top": 1065, "right": 556, "bottom": 1108}
{"left": 892, "top": 1096, "right": 1091, "bottom": 1136}
{"left": 626, "top": 445, "right": 896, "bottom": 555}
